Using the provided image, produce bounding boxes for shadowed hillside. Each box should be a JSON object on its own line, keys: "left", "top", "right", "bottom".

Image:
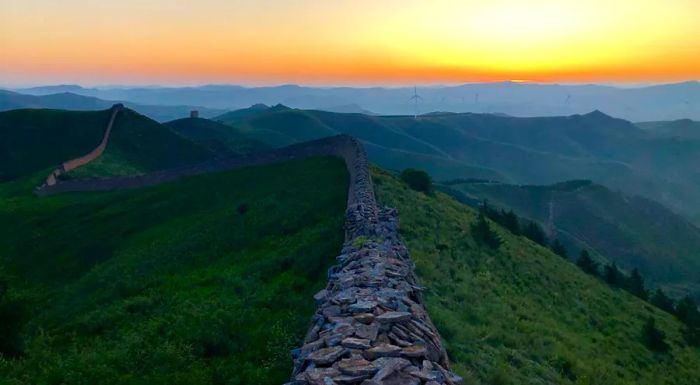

{"left": 0, "top": 157, "right": 348, "bottom": 384}
{"left": 447, "top": 180, "right": 700, "bottom": 300}
{"left": 217, "top": 106, "right": 700, "bottom": 223}
{"left": 165, "top": 117, "right": 267, "bottom": 157}
{"left": 373, "top": 167, "right": 700, "bottom": 385}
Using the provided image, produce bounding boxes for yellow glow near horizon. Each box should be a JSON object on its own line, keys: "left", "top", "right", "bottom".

{"left": 1, "top": 0, "right": 699, "bottom": 85}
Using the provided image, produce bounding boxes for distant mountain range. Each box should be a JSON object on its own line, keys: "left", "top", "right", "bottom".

{"left": 0, "top": 89, "right": 224, "bottom": 122}
{"left": 215, "top": 104, "right": 700, "bottom": 225}
{"left": 12, "top": 81, "right": 700, "bottom": 121}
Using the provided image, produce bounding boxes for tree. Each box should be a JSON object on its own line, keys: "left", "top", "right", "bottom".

{"left": 500, "top": 210, "right": 520, "bottom": 235}
{"left": 471, "top": 212, "right": 502, "bottom": 249}
{"left": 522, "top": 221, "right": 547, "bottom": 246}
{"left": 603, "top": 262, "right": 623, "bottom": 287}
{"left": 550, "top": 239, "right": 568, "bottom": 259}
{"left": 576, "top": 249, "right": 599, "bottom": 276}
{"left": 624, "top": 269, "right": 648, "bottom": 300}
{"left": 651, "top": 288, "right": 676, "bottom": 314}
{"left": 400, "top": 169, "right": 432, "bottom": 194}
{"left": 675, "top": 296, "right": 700, "bottom": 327}
{"left": 642, "top": 317, "right": 669, "bottom": 352}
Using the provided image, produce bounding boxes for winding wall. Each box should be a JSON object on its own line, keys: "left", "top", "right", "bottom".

{"left": 42, "top": 104, "right": 123, "bottom": 187}
{"left": 36, "top": 134, "right": 462, "bottom": 385}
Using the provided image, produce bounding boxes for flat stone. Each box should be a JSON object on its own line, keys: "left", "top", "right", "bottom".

{"left": 314, "top": 289, "right": 328, "bottom": 303}
{"left": 322, "top": 305, "right": 342, "bottom": 317}
{"left": 355, "top": 323, "right": 379, "bottom": 341}
{"left": 307, "top": 346, "right": 348, "bottom": 366}
{"left": 362, "top": 343, "right": 401, "bottom": 360}
{"left": 376, "top": 311, "right": 412, "bottom": 324}
{"left": 382, "top": 371, "right": 420, "bottom": 385}
{"left": 349, "top": 300, "right": 378, "bottom": 313}
{"left": 333, "top": 374, "right": 369, "bottom": 384}
{"left": 353, "top": 313, "right": 375, "bottom": 324}
{"left": 371, "top": 357, "right": 411, "bottom": 381}
{"left": 337, "top": 357, "right": 378, "bottom": 376}
{"left": 341, "top": 337, "right": 371, "bottom": 349}
{"left": 400, "top": 345, "right": 427, "bottom": 358}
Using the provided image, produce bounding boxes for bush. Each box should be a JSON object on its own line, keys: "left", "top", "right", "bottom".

{"left": 400, "top": 169, "right": 432, "bottom": 194}
{"left": 550, "top": 240, "right": 568, "bottom": 259}
{"left": 522, "top": 221, "right": 548, "bottom": 246}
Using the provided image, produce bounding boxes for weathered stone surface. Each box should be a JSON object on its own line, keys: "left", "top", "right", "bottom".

{"left": 400, "top": 344, "right": 427, "bottom": 358}
{"left": 308, "top": 347, "right": 348, "bottom": 365}
{"left": 341, "top": 337, "right": 371, "bottom": 349}
{"left": 349, "top": 300, "right": 378, "bottom": 313}
{"left": 337, "top": 357, "right": 378, "bottom": 376}
{"left": 371, "top": 357, "right": 410, "bottom": 381}
{"left": 353, "top": 313, "right": 375, "bottom": 324}
{"left": 376, "top": 312, "right": 412, "bottom": 324}
{"left": 354, "top": 323, "right": 379, "bottom": 341}
{"left": 362, "top": 343, "right": 401, "bottom": 360}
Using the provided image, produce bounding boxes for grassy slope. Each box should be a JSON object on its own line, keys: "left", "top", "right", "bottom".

{"left": 448, "top": 181, "right": 700, "bottom": 300}
{"left": 0, "top": 109, "right": 110, "bottom": 181}
{"left": 0, "top": 157, "right": 348, "bottom": 385}
{"left": 373, "top": 167, "right": 700, "bottom": 385}
{"left": 164, "top": 117, "right": 267, "bottom": 157}
{"left": 68, "top": 109, "right": 215, "bottom": 178}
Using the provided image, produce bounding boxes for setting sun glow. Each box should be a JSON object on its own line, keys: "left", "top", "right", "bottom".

{"left": 1, "top": 0, "right": 699, "bottom": 85}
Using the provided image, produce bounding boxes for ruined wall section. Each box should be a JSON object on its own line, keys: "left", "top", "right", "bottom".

{"left": 42, "top": 104, "right": 123, "bottom": 187}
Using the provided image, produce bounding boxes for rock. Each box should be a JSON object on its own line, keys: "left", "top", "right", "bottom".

{"left": 381, "top": 371, "right": 420, "bottom": 385}
{"left": 376, "top": 312, "right": 412, "bottom": 324}
{"left": 354, "top": 323, "right": 379, "bottom": 341}
{"left": 353, "top": 313, "right": 375, "bottom": 324}
{"left": 333, "top": 374, "right": 369, "bottom": 384}
{"left": 400, "top": 344, "right": 427, "bottom": 358}
{"left": 349, "top": 300, "right": 378, "bottom": 313}
{"left": 371, "top": 357, "right": 411, "bottom": 381}
{"left": 341, "top": 337, "right": 371, "bottom": 349}
{"left": 307, "top": 347, "right": 348, "bottom": 366}
{"left": 337, "top": 357, "right": 378, "bottom": 376}
{"left": 314, "top": 289, "right": 328, "bottom": 304}
{"left": 322, "top": 305, "right": 342, "bottom": 317}
{"left": 362, "top": 343, "right": 401, "bottom": 360}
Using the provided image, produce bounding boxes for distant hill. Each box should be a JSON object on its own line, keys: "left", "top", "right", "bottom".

{"left": 447, "top": 179, "right": 700, "bottom": 300}
{"left": 218, "top": 106, "right": 700, "bottom": 224}
{"left": 0, "top": 108, "right": 216, "bottom": 181}
{"left": 164, "top": 117, "right": 267, "bottom": 157}
{"left": 0, "top": 89, "right": 225, "bottom": 122}
{"left": 17, "top": 81, "right": 700, "bottom": 121}
{"left": 639, "top": 119, "right": 700, "bottom": 140}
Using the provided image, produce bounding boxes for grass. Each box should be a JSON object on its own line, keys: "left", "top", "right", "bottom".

{"left": 0, "top": 156, "right": 348, "bottom": 385}
{"left": 373, "top": 166, "right": 700, "bottom": 385}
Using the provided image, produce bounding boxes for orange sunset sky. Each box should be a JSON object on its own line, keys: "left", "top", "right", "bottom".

{"left": 1, "top": 0, "right": 699, "bottom": 86}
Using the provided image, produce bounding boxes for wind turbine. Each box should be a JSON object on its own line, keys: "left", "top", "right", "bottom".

{"left": 409, "top": 86, "right": 423, "bottom": 119}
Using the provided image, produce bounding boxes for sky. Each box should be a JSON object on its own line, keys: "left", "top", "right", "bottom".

{"left": 1, "top": 0, "right": 700, "bottom": 87}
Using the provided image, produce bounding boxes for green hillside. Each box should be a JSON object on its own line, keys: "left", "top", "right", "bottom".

{"left": 0, "top": 109, "right": 111, "bottom": 182}
{"left": 219, "top": 107, "right": 700, "bottom": 224}
{"left": 0, "top": 157, "right": 348, "bottom": 384}
{"left": 165, "top": 117, "right": 267, "bottom": 157}
{"left": 446, "top": 180, "right": 700, "bottom": 300}
{"left": 67, "top": 109, "right": 215, "bottom": 178}
{"left": 373, "top": 168, "right": 700, "bottom": 385}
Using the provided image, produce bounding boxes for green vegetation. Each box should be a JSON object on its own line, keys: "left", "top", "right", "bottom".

{"left": 449, "top": 180, "right": 700, "bottom": 300}
{"left": 400, "top": 168, "right": 432, "bottom": 194}
{"left": 0, "top": 109, "right": 110, "bottom": 181}
{"left": 67, "top": 109, "right": 215, "bottom": 178}
{"left": 165, "top": 117, "right": 266, "bottom": 157}
{"left": 0, "top": 157, "right": 348, "bottom": 384}
{"left": 373, "top": 167, "right": 700, "bottom": 385}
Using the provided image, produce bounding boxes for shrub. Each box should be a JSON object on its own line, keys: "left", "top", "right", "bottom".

{"left": 550, "top": 240, "right": 568, "bottom": 259}
{"left": 400, "top": 169, "right": 432, "bottom": 194}
{"left": 522, "top": 221, "right": 548, "bottom": 246}
{"left": 650, "top": 289, "right": 675, "bottom": 314}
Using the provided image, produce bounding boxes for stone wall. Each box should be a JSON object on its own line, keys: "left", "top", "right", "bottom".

{"left": 42, "top": 104, "right": 123, "bottom": 187}
{"left": 35, "top": 134, "right": 461, "bottom": 385}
